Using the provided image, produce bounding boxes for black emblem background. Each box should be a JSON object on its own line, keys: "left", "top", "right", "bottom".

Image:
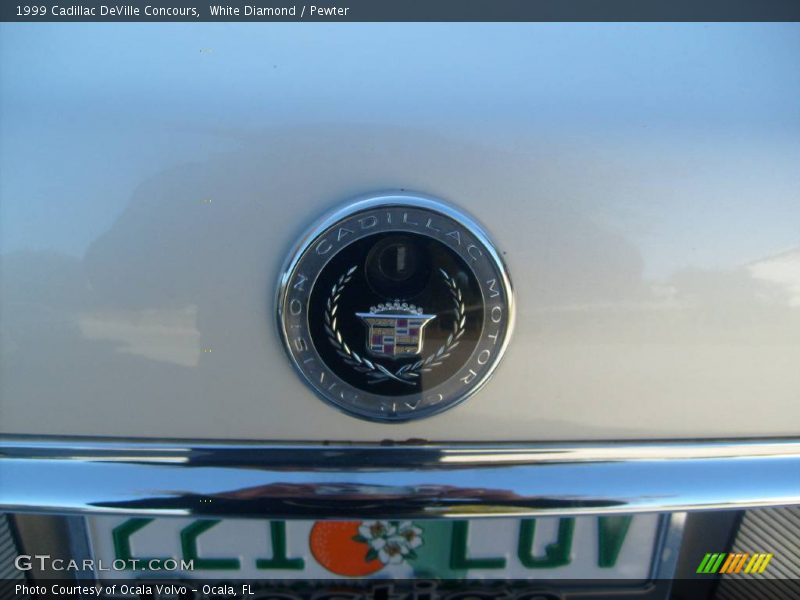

{"left": 308, "top": 233, "right": 484, "bottom": 396}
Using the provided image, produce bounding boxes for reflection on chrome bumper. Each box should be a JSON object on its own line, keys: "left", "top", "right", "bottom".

{"left": 1, "top": 437, "right": 799, "bottom": 518}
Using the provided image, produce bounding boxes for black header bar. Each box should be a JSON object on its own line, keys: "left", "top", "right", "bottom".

{"left": 2, "top": 0, "right": 800, "bottom": 23}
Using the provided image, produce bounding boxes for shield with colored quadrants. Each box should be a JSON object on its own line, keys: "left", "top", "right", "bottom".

{"left": 356, "top": 302, "right": 436, "bottom": 359}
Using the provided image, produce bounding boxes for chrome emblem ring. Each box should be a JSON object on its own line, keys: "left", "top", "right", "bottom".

{"left": 277, "top": 192, "right": 514, "bottom": 422}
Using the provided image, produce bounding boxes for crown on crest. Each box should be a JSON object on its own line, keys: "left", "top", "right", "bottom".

{"left": 368, "top": 299, "right": 425, "bottom": 315}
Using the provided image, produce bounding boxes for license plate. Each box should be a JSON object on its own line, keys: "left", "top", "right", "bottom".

{"left": 87, "top": 514, "right": 673, "bottom": 580}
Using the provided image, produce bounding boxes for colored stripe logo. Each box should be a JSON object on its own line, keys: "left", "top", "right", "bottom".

{"left": 696, "top": 552, "right": 773, "bottom": 574}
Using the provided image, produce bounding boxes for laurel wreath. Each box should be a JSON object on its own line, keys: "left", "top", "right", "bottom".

{"left": 324, "top": 266, "right": 466, "bottom": 385}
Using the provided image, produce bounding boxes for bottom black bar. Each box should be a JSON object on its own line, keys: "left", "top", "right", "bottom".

{"left": 3, "top": 578, "right": 800, "bottom": 600}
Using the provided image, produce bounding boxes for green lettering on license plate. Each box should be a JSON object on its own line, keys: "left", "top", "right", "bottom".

{"left": 88, "top": 514, "right": 668, "bottom": 580}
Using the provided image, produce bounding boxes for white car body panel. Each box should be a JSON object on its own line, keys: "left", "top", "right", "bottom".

{"left": 1, "top": 23, "right": 799, "bottom": 441}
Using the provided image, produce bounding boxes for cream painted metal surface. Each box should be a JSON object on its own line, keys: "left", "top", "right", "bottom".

{"left": 1, "top": 23, "right": 799, "bottom": 441}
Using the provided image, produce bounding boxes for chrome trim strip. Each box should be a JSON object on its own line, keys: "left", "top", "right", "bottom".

{"left": 1, "top": 437, "right": 799, "bottom": 518}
